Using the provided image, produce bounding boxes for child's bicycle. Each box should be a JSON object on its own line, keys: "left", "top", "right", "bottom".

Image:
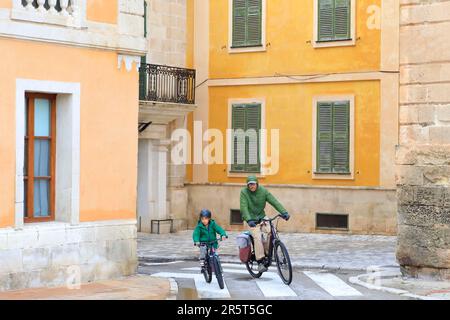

{"left": 196, "top": 238, "right": 226, "bottom": 289}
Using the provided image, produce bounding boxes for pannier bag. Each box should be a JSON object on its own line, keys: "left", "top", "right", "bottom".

{"left": 236, "top": 232, "right": 252, "bottom": 263}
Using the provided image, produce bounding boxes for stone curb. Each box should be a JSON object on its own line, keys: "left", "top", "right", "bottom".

{"left": 167, "top": 278, "right": 179, "bottom": 300}
{"left": 349, "top": 270, "right": 440, "bottom": 300}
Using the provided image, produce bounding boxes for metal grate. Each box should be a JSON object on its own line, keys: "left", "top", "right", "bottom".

{"left": 230, "top": 209, "right": 244, "bottom": 225}
{"left": 316, "top": 213, "right": 349, "bottom": 230}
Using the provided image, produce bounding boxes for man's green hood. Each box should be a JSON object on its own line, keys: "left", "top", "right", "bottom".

{"left": 247, "top": 175, "right": 259, "bottom": 185}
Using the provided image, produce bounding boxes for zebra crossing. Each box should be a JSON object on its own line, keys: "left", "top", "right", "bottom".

{"left": 148, "top": 262, "right": 364, "bottom": 299}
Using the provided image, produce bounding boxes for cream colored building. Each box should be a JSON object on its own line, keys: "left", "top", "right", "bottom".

{"left": 397, "top": 0, "right": 450, "bottom": 280}
{"left": 0, "top": 0, "right": 146, "bottom": 291}
{"left": 137, "top": 0, "right": 196, "bottom": 234}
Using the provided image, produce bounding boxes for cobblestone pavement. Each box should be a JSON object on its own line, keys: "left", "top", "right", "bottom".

{"left": 138, "top": 231, "right": 398, "bottom": 271}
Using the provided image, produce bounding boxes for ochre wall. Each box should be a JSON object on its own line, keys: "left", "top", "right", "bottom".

{"left": 0, "top": 0, "right": 11, "bottom": 8}
{"left": 209, "top": 0, "right": 381, "bottom": 78}
{"left": 208, "top": 80, "right": 381, "bottom": 186}
{"left": 0, "top": 38, "right": 138, "bottom": 228}
{"left": 0, "top": 1, "right": 118, "bottom": 24}
{"left": 86, "top": 0, "right": 118, "bottom": 24}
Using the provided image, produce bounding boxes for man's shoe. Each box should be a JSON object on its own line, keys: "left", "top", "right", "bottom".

{"left": 258, "top": 263, "right": 268, "bottom": 273}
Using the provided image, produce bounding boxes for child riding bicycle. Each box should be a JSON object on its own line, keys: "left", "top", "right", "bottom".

{"left": 193, "top": 209, "right": 228, "bottom": 267}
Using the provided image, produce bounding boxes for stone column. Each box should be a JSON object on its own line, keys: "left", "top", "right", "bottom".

{"left": 397, "top": 0, "right": 450, "bottom": 280}
{"left": 168, "top": 116, "right": 189, "bottom": 231}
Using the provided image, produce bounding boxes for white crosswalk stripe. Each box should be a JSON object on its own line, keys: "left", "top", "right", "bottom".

{"left": 151, "top": 264, "right": 363, "bottom": 299}
{"left": 304, "top": 271, "right": 363, "bottom": 297}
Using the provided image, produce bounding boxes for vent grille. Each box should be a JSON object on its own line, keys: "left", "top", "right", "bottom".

{"left": 230, "top": 209, "right": 244, "bottom": 225}
{"left": 316, "top": 213, "right": 349, "bottom": 230}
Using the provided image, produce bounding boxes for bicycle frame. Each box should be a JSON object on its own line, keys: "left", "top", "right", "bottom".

{"left": 261, "top": 215, "right": 282, "bottom": 266}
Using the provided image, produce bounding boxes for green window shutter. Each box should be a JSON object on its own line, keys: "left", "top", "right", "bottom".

{"left": 139, "top": 56, "right": 147, "bottom": 100}
{"left": 318, "top": 0, "right": 334, "bottom": 41}
{"left": 245, "top": 104, "right": 261, "bottom": 173}
{"left": 318, "top": 0, "right": 351, "bottom": 42}
{"left": 317, "top": 102, "right": 333, "bottom": 173}
{"left": 334, "top": 0, "right": 351, "bottom": 40}
{"left": 332, "top": 101, "right": 350, "bottom": 173}
{"left": 232, "top": 0, "right": 247, "bottom": 47}
{"left": 143, "top": 0, "right": 148, "bottom": 38}
{"left": 246, "top": 0, "right": 262, "bottom": 46}
{"left": 139, "top": 1, "right": 148, "bottom": 100}
{"left": 231, "top": 105, "right": 246, "bottom": 172}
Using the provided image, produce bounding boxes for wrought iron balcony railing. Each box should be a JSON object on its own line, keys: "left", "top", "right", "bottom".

{"left": 139, "top": 63, "right": 196, "bottom": 105}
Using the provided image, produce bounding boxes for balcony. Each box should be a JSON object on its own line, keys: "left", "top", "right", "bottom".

{"left": 12, "top": 0, "right": 84, "bottom": 27}
{"left": 139, "top": 63, "right": 197, "bottom": 126}
{"left": 139, "top": 64, "right": 196, "bottom": 105}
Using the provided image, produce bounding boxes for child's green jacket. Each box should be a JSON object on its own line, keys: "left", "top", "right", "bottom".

{"left": 192, "top": 220, "right": 227, "bottom": 249}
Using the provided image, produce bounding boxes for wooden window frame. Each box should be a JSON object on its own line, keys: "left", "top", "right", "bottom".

{"left": 24, "top": 93, "right": 57, "bottom": 223}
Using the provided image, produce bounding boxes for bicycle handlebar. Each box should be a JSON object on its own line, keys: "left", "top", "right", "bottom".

{"left": 262, "top": 214, "right": 283, "bottom": 222}
{"left": 196, "top": 237, "right": 227, "bottom": 246}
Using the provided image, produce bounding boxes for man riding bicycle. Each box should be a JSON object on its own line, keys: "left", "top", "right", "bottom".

{"left": 240, "top": 175, "right": 290, "bottom": 273}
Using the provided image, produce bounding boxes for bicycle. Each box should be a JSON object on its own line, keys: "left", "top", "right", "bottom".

{"left": 245, "top": 214, "right": 293, "bottom": 285}
{"left": 196, "top": 237, "right": 226, "bottom": 290}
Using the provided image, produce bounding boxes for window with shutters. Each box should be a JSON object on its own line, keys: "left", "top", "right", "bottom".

{"left": 316, "top": 101, "right": 350, "bottom": 174}
{"left": 231, "top": 103, "right": 261, "bottom": 173}
{"left": 231, "top": 0, "right": 263, "bottom": 48}
{"left": 314, "top": 0, "right": 355, "bottom": 47}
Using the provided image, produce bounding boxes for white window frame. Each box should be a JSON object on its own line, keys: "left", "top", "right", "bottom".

{"left": 228, "top": 0, "right": 267, "bottom": 54}
{"left": 312, "top": 95, "right": 355, "bottom": 180}
{"left": 313, "top": 0, "right": 356, "bottom": 48}
{"left": 227, "top": 98, "right": 266, "bottom": 177}
{"left": 15, "top": 79, "right": 81, "bottom": 229}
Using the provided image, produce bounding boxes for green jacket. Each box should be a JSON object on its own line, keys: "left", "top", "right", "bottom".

{"left": 192, "top": 220, "right": 227, "bottom": 248}
{"left": 240, "top": 176, "right": 287, "bottom": 222}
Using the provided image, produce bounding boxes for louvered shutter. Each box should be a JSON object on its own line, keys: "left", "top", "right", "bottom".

{"left": 232, "top": 0, "right": 247, "bottom": 47}
{"left": 318, "top": 0, "right": 334, "bottom": 41}
{"left": 334, "top": 0, "right": 351, "bottom": 40}
{"left": 246, "top": 0, "right": 262, "bottom": 46}
{"left": 231, "top": 105, "right": 246, "bottom": 172}
{"left": 317, "top": 102, "right": 333, "bottom": 173}
{"left": 332, "top": 101, "right": 350, "bottom": 173}
{"left": 245, "top": 104, "right": 261, "bottom": 172}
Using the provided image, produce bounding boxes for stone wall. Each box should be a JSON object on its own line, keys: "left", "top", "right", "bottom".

{"left": 0, "top": 221, "right": 137, "bottom": 291}
{"left": 146, "top": 0, "right": 187, "bottom": 67}
{"left": 397, "top": 0, "right": 450, "bottom": 280}
{"left": 187, "top": 184, "right": 397, "bottom": 235}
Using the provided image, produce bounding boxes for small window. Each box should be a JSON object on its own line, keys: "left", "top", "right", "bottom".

{"left": 230, "top": 209, "right": 244, "bottom": 225}
{"left": 318, "top": 0, "right": 351, "bottom": 42}
{"left": 316, "top": 213, "right": 349, "bottom": 230}
{"left": 232, "top": 0, "right": 263, "bottom": 48}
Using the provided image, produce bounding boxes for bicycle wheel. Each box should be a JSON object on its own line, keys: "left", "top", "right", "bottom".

{"left": 202, "top": 263, "right": 212, "bottom": 283}
{"left": 245, "top": 259, "right": 263, "bottom": 279}
{"left": 212, "top": 257, "right": 225, "bottom": 290}
{"left": 274, "top": 241, "right": 293, "bottom": 285}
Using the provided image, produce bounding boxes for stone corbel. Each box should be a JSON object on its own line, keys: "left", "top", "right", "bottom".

{"left": 118, "top": 54, "right": 141, "bottom": 72}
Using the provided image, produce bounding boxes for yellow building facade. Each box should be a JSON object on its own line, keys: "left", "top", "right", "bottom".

{"left": 0, "top": 0, "right": 145, "bottom": 290}
{"left": 187, "top": 0, "right": 399, "bottom": 235}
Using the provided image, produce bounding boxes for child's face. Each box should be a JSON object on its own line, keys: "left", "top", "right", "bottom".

{"left": 201, "top": 217, "right": 210, "bottom": 226}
